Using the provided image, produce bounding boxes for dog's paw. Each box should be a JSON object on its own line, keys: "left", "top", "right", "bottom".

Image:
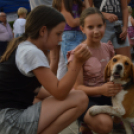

{"left": 89, "top": 106, "right": 100, "bottom": 116}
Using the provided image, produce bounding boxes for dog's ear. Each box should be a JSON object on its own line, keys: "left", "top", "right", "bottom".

{"left": 131, "top": 63, "right": 134, "bottom": 82}
{"left": 104, "top": 62, "right": 111, "bottom": 82}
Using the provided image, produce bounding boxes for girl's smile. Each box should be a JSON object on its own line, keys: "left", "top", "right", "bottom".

{"left": 81, "top": 13, "right": 106, "bottom": 47}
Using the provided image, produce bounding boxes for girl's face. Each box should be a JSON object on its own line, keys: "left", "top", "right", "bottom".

{"left": 41, "top": 22, "right": 65, "bottom": 50}
{"left": 81, "top": 13, "right": 106, "bottom": 44}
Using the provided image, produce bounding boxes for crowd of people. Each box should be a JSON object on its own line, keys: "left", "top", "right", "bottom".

{"left": 0, "top": 0, "right": 134, "bottom": 134}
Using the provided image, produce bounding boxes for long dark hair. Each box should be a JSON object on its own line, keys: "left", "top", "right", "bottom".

{"left": 53, "top": 0, "right": 83, "bottom": 15}
{"left": 0, "top": 5, "right": 65, "bottom": 62}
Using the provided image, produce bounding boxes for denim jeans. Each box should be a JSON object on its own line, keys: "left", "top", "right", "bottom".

{"left": 61, "top": 31, "right": 86, "bottom": 63}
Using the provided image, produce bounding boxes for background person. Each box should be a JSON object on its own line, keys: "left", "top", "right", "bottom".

{"left": 13, "top": 7, "right": 27, "bottom": 38}
{"left": 0, "top": 12, "right": 13, "bottom": 56}
{"left": 88, "top": 0, "right": 131, "bottom": 59}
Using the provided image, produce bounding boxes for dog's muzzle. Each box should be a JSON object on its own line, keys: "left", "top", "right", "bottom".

{"left": 113, "top": 64, "right": 123, "bottom": 79}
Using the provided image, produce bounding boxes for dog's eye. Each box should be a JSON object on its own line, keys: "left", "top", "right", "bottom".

{"left": 113, "top": 58, "right": 117, "bottom": 62}
{"left": 125, "top": 62, "right": 129, "bottom": 65}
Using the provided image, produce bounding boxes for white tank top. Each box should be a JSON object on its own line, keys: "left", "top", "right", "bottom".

{"left": 128, "top": 15, "right": 132, "bottom": 27}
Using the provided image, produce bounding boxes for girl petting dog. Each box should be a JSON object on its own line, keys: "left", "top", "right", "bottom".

{"left": 0, "top": 6, "right": 91, "bottom": 134}
{"left": 68, "top": 7, "right": 122, "bottom": 134}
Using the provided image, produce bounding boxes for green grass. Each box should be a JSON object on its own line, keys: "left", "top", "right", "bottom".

{"left": 9, "top": 21, "right": 14, "bottom": 29}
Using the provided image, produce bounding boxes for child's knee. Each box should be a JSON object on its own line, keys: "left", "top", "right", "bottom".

{"left": 72, "top": 90, "right": 89, "bottom": 111}
{"left": 94, "top": 116, "right": 113, "bottom": 134}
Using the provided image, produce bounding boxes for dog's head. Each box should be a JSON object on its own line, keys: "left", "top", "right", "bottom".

{"left": 104, "top": 55, "right": 134, "bottom": 83}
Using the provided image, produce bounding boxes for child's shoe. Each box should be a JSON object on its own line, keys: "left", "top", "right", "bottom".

{"left": 79, "top": 122, "right": 93, "bottom": 134}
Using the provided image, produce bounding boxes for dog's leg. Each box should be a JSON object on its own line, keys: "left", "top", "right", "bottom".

{"left": 121, "top": 119, "right": 133, "bottom": 134}
{"left": 89, "top": 105, "right": 125, "bottom": 117}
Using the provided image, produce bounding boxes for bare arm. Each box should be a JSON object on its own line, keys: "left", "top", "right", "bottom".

{"left": 88, "top": 0, "right": 94, "bottom": 7}
{"left": 61, "top": 1, "right": 80, "bottom": 27}
{"left": 71, "top": 63, "right": 122, "bottom": 97}
{"left": 120, "top": 0, "right": 128, "bottom": 39}
{"left": 50, "top": 45, "right": 60, "bottom": 75}
{"left": 33, "top": 86, "right": 51, "bottom": 104}
{"left": 127, "top": 0, "right": 131, "bottom": 4}
{"left": 121, "top": 0, "right": 128, "bottom": 29}
{"left": 84, "top": 0, "right": 90, "bottom": 8}
{"left": 33, "top": 45, "right": 91, "bottom": 100}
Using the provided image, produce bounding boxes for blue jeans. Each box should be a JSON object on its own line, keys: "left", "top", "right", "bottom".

{"left": 61, "top": 31, "right": 86, "bottom": 63}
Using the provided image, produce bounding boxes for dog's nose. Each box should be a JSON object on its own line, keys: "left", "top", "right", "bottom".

{"left": 116, "top": 65, "right": 123, "bottom": 70}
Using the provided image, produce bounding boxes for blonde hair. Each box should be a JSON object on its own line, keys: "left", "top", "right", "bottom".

{"left": 128, "top": 6, "right": 132, "bottom": 13}
{"left": 17, "top": 7, "right": 28, "bottom": 16}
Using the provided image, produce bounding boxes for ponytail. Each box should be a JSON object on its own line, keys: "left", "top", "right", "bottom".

{"left": 0, "top": 5, "right": 65, "bottom": 62}
{"left": 0, "top": 33, "right": 28, "bottom": 62}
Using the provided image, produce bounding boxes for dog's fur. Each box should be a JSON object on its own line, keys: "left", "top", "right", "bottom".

{"left": 89, "top": 55, "right": 134, "bottom": 134}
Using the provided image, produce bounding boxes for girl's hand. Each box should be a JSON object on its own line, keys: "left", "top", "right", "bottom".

{"left": 120, "top": 26, "right": 127, "bottom": 40}
{"left": 104, "top": 13, "right": 118, "bottom": 23}
{"left": 101, "top": 82, "right": 122, "bottom": 97}
{"left": 74, "top": 44, "right": 91, "bottom": 64}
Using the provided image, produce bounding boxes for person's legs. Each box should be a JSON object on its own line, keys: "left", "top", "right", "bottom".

{"left": 78, "top": 96, "right": 113, "bottom": 134}
{"left": 37, "top": 90, "right": 89, "bottom": 134}
{"left": 84, "top": 109, "right": 113, "bottom": 134}
{"left": 57, "top": 48, "right": 67, "bottom": 80}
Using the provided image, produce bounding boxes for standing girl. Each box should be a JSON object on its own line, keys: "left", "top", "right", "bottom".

{"left": 0, "top": 6, "right": 91, "bottom": 134}
{"left": 68, "top": 7, "right": 122, "bottom": 134}
{"left": 61, "top": 0, "right": 86, "bottom": 62}
{"left": 51, "top": 0, "right": 86, "bottom": 80}
{"left": 88, "top": 0, "right": 131, "bottom": 59}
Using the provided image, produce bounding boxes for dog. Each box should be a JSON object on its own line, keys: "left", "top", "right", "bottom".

{"left": 89, "top": 55, "right": 134, "bottom": 134}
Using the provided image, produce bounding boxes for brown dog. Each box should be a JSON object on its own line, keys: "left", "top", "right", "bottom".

{"left": 89, "top": 55, "right": 134, "bottom": 134}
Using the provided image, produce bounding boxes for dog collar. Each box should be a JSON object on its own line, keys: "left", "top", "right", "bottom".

{"left": 122, "top": 80, "right": 133, "bottom": 90}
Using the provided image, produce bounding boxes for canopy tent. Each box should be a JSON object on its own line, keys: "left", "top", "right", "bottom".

{"left": 0, "top": 0, "right": 31, "bottom": 13}
{"left": 129, "top": 0, "right": 134, "bottom": 8}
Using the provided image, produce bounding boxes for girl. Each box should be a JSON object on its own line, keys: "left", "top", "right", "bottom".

{"left": 88, "top": 0, "right": 131, "bottom": 59}
{"left": 0, "top": 6, "right": 91, "bottom": 134}
{"left": 68, "top": 7, "right": 122, "bottom": 134}
{"left": 51, "top": 0, "right": 86, "bottom": 79}
{"left": 61, "top": 0, "right": 86, "bottom": 63}
{"left": 13, "top": 7, "right": 27, "bottom": 38}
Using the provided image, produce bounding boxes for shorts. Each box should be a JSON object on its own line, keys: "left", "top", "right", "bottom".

{"left": 128, "top": 33, "right": 134, "bottom": 46}
{"left": 61, "top": 31, "right": 86, "bottom": 63}
{"left": 78, "top": 96, "right": 112, "bottom": 122}
{"left": 0, "top": 102, "right": 41, "bottom": 134}
{"left": 101, "top": 20, "right": 130, "bottom": 49}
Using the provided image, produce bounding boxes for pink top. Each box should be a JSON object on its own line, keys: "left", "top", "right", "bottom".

{"left": 68, "top": 41, "right": 114, "bottom": 88}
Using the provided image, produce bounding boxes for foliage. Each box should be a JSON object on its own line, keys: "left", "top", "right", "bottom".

{"left": 9, "top": 21, "right": 14, "bottom": 29}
